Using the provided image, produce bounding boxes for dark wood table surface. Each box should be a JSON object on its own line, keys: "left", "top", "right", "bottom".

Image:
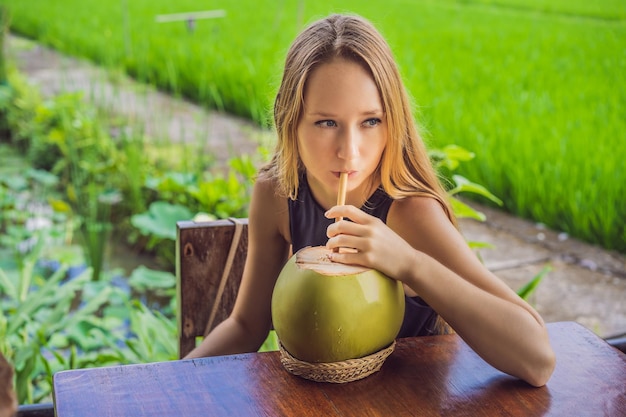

{"left": 52, "top": 322, "right": 626, "bottom": 416}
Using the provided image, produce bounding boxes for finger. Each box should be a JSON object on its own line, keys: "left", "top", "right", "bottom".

{"left": 327, "top": 249, "right": 363, "bottom": 266}
{"left": 325, "top": 205, "right": 372, "bottom": 224}
{"left": 326, "top": 218, "right": 366, "bottom": 239}
{"left": 326, "top": 233, "right": 354, "bottom": 251}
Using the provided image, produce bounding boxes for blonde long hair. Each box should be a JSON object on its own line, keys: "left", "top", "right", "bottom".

{"left": 263, "top": 14, "right": 455, "bottom": 224}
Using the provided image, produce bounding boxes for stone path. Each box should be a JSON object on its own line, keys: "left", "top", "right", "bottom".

{"left": 7, "top": 36, "right": 269, "bottom": 165}
{"left": 8, "top": 35, "right": 626, "bottom": 338}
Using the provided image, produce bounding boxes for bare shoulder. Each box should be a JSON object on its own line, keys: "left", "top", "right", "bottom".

{"left": 249, "top": 174, "right": 290, "bottom": 245}
{"left": 388, "top": 195, "right": 452, "bottom": 230}
{"left": 387, "top": 196, "right": 468, "bottom": 259}
{"left": 251, "top": 173, "right": 280, "bottom": 201}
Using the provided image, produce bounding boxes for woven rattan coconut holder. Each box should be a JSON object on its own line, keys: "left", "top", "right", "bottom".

{"left": 278, "top": 340, "right": 396, "bottom": 383}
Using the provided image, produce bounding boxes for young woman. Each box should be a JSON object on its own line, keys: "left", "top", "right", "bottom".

{"left": 186, "top": 13, "right": 555, "bottom": 387}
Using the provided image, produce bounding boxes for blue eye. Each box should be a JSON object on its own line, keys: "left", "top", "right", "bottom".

{"left": 364, "top": 118, "right": 381, "bottom": 127}
{"left": 315, "top": 120, "right": 337, "bottom": 127}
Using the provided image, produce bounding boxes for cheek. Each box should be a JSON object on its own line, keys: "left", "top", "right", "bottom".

{"left": 365, "top": 132, "right": 387, "bottom": 158}
{"left": 296, "top": 130, "right": 309, "bottom": 157}
{"left": 299, "top": 128, "right": 329, "bottom": 156}
{"left": 295, "top": 126, "right": 309, "bottom": 156}
{"left": 296, "top": 132, "right": 318, "bottom": 166}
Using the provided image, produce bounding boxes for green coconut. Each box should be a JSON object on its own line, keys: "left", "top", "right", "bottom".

{"left": 271, "top": 246, "right": 405, "bottom": 363}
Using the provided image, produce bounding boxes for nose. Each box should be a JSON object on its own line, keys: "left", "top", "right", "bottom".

{"left": 337, "top": 126, "right": 359, "bottom": 161}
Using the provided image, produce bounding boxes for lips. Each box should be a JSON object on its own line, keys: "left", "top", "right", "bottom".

{"left": 333, "top": 170, "right": 356, "bottom": 178}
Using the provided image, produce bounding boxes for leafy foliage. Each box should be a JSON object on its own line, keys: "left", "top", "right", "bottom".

{"left": 132, "top": 201, "right": 194, "bottom": 241}
{"left": 517, "top": 266, "right": 551, "bottom": 301}
{"left": 0, "top": 165, "right": 178, "bottom": 403}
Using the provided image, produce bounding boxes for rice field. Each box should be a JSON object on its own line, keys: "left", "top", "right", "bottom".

{"left": 3, "top": 0, "right": 625, "bottom": 252}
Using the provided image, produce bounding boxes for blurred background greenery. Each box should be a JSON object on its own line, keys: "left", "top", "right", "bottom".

{"left": 3, "top": 0, "right": 624, "bottom": 252}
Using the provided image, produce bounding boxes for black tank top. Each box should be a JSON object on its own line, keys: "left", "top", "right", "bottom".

{"left": 287, "top": 175, "right": 439, "bottom": 338}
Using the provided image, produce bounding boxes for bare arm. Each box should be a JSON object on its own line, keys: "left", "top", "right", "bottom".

{"left": 185, "top": 177, "right": 290, "bottom": 359}
{"left": 325, "top": 198, "right": 556, "bottom": 387}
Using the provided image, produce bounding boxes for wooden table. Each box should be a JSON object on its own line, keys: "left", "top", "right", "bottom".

{"left": 53, "top": 322, "right": 626, "bottom": 416}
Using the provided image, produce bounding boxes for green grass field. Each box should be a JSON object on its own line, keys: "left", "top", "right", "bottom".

{"left": 3, "top": 0, "right": 625, "bottom": 252}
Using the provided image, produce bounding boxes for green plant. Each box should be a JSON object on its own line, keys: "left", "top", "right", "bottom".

{"left": 130, "top": 201, "right": 194, "bottom": 268}
{"left": 0, "top": 232, "right": 105, "bottom": 403}
{"left": 517, "top": 265, "right": 551, "bottom": 301}
{"left": 190, "top": 155, "right": 257, "bottom": 219}
{"left": 0, "top": 70, "right": 155, "bottom": 279}
{"left": 431, "top": 145, "right": 503, "bottom": 219}
{"left": 0, "top": 223, "right": 178, "bottom": 404}
{"left": 0, "top": 147, "right": 179, "bottom": 404}
{"left": 121, "top": 300, "right": 177, "bottom": 363}
{"left": 258, "top": 330, "right": 279, "bottom": 352}
{"left": 0, "top": 73, "right": 41, "bottom": 151}
{"left": 143, "top": 154, "right": 256, "bottom": 219}
{"left": 0, "top": 5, "right": 8, "bottom": 86}
{"left": 131, "top": 154, "right": 256, "bottom": 269}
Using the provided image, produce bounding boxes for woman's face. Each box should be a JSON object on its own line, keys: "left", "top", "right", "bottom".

{"left": 297, "top": 57, "right": 387, "bottom": 210}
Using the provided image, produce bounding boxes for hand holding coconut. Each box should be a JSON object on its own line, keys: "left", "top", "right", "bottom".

{"left": 186, "top": 13, "right": 555, "bottom": 388}
{"left": 271, "top": 173, "right": 406, "bottom": 382}
{"left": 324, "top": 204, "right": 420, "bottom": 284}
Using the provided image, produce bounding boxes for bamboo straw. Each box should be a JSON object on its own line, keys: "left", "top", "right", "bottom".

{"left": 336, "top": 172, "right": 348, "bottom": 222}
{"left": 334, "top": 172, "right": 348, "bottom": 254}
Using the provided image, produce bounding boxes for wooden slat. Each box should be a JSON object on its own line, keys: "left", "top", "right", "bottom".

{"left": 176, "top": 219, "right": 248, "bottom": 358}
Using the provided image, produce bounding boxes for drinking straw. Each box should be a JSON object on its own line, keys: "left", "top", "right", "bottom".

{"left": 336, "top": 172, "right": 348, "bottom": 222}
{"left": 333, "top": 172, "right": 348, "bottom": 254}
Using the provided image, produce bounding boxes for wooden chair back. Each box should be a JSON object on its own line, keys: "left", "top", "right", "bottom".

{"left": 176, "top": 218, "right": 248, "bottom": 358}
